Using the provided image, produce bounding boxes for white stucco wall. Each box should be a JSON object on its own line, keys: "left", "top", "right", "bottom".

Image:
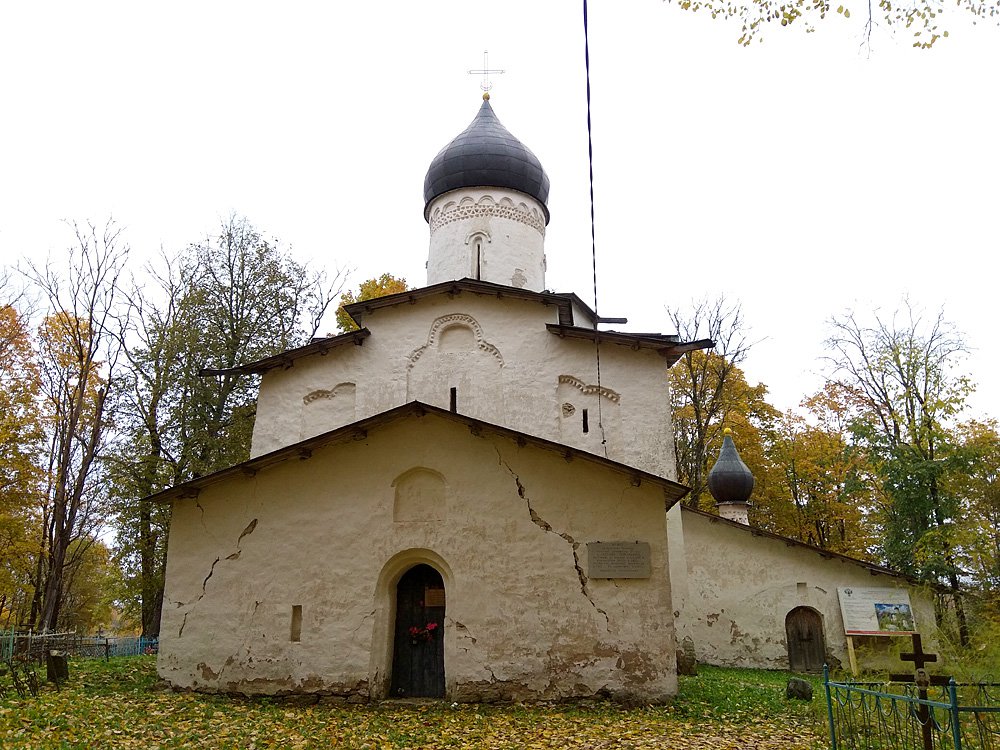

{"left": 159, "top": 411, "right": 677, "bottom": 701}
{"left": 250, "top": 293, "right": 674, "bottom": 478}
{"left": 426, "top": 189, "right": 547, "bottom": 291}
{"left": 669, "top": 506, "right": 937, "bottom": 671}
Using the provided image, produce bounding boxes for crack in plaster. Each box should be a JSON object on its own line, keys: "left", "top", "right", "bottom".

{"left": 453, "top": 620, "right": 477, "bottom": 645}
{"left": 208, "top": 599, "right": 264, "bottom": 683}
{"left": 350, "top": 610, "right": 376, "bottom": 634}
{"left": 195, "top": 500, "right": 208, "bottom": 533}
{"left": 175, "top": 519, "right": 260, "bottom": 636}
{"left": 495, "top": 447, "right": 610, "bottom": 632}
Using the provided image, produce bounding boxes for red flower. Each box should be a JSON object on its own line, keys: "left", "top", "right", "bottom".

{"left": 427, "top": 622, "right": 438, "bottom": 631}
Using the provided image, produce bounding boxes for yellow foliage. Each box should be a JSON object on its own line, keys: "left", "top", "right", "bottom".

{"left": 0, "top": 304, "right": 44, "bottom": 625}
{"left": 335, "top": 274, "right": 411, "bottom": 333}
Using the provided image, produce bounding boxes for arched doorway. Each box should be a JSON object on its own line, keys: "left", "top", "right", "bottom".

{"left": 785, "top": 607, "right": 825, "bottom": 672}
{"left": 390, "top": 564, "right": 445, "bottom": 697}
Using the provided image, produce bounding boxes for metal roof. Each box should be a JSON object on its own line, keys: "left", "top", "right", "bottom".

{"left": 424, "top": 98, "right": 550, "bottom": 222}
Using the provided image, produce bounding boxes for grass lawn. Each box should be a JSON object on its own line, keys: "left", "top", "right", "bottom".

{"left": 0, "top": 657, "right": 827, "bottom": 749}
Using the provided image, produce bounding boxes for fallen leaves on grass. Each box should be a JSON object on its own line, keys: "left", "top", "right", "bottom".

{"left": 0, "top": 658, "right": 826, "bottom": 749}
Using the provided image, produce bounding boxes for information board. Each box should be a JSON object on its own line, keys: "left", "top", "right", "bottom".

{"left": 586, "top": 542, "right": 651, "bottom": 578}
{"left": 837, "top": 587, "right": 917, "bottom": 635}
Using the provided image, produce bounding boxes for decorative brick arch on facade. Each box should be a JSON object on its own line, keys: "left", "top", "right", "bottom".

{"left": 406, "top": 314, "right": 504, "bottom": 370}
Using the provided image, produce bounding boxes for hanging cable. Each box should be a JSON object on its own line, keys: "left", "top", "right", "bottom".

{"left": 582, "top": 0, "right": 608, "bottom": 455}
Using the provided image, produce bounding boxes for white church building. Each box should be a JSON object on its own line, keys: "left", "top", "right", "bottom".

{"left": 153, "top": 95, "right": 933, "bottom": 701}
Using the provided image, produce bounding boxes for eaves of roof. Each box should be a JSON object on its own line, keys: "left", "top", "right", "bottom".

{"left": 342, "top": 278, "right": 599, "bottom": 329}
{"left": 198, "top": 328, "right": 371, "bottom": 377}
{"left": 147, "top": 401, "right": 691, "bottom": 506}
{"left": 546, "top": 325, "right": 714, "bottom": 366}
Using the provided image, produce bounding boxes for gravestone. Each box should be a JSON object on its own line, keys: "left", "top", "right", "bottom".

{"left": 786, "top": 677, "right": 813, "bottom": 700}
{"left": 676, "top": 637, "right": 698, "bottom": 676}
{"left": 46, "top": 650, "right": 69, "bottom": 684}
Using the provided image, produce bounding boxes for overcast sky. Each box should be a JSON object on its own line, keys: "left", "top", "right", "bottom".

{"left": 1, "top": 1, "right": 997, "bottom": 421}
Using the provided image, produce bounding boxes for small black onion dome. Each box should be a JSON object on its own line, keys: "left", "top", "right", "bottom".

{"left": 707, "top": 429, "right": 755, "bottom": 505}
{"left": 423, "top": 94, "right": 550, "bottom": 223}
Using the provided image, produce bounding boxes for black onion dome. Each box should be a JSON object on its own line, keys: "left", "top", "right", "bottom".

{"left": 707, "top": 431, "right": 755, "bottom": 505}
{"left": 423, "top": 96, "right": 550, "bottom": 223}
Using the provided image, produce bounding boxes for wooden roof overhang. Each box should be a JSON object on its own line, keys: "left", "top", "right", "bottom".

{"left": 342, "top": 278, "right": 598, "bottom": 329}
{"left": 198, "top": 328, "right": 371, "bottom": 377}
{"left": 147, "top": 401, "right": 691, "bottom": 506}
{"left": 546, "top": 325, "right": 714, "bottom": 366}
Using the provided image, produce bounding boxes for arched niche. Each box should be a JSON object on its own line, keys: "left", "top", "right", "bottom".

{"left": 392, "top": 467, "right": 447, "bottom": 523}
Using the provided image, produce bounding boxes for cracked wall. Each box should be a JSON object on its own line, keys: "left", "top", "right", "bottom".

{"left": 670, "top": 507, "right": 937, "bottom": 670}
{"left": 159, "top": 411, "right": 677, "bottom": 701}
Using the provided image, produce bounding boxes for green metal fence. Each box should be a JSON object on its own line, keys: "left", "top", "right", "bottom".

{"left": 1, "top": 630, "right": 157, "bottom": 663}
{"left": 825, "top": 665, "right": 1000, "bottom": 749}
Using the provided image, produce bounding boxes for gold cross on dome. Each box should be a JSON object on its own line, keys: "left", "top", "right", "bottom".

{"left": 468, "top": 50, "right": 505, "bottom": 93}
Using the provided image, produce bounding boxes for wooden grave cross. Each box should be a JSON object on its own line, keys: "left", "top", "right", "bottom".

{"left": 890, "top": 633, "right": 944, "bottom": 750}
{"left": 901, "top": 633, "right": 938, "bottom": 672}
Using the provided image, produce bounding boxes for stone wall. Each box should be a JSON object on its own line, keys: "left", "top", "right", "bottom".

{"left": 159, "top": 411, "right": 678, "bottom": 701}
{"left": 250, "top": 293, "right": 674, "bottom": 478}
{"left": 669, "top": 505, "right": 937, "bottom": 671}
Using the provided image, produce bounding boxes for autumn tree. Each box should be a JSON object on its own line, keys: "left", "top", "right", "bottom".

{"left": 668, "top": 297, "right": 760, "bottom": 507}
{"left": 25, "top": 222, "right": 128, "bottom": 632}
{"left": 57, "top": 537, "right": 119, "bottom": 632}
{"left": 662, "top": 0, "right": 996, "bottom": 48}
{"left": 108, "top": 216, "right": 344, "bottom": 637}
{"left": 182, "top": 216, "right": 343, "bottom": 475}
{"left": 335, "top": 273, "right": 410, "bottom": 333}
{"left": 826, "top": 303, "right": 973, "bottom": 644}
{"left": 767, "top": 384, "right": 875, "bottom": 557}
{"left": 944, "top": 420, "right": 1000, "bottom": 618}
{"left": 0, "top": 301, "right": 44, "bottom": 626}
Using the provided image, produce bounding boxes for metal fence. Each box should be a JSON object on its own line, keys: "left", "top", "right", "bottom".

{"left": 1, "top": 630, "right": 157, "bottom": 663}
{"left": 825, "top": 666, "right": 1000, "bottom": 750}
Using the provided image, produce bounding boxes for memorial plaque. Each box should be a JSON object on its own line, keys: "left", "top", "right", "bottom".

{"left": 586, "top": 541, "right": 651, "bottom": 578}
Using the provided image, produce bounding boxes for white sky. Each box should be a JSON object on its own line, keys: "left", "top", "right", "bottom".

{"left": 1, "top": 1, "right": 997, "bottom": 421}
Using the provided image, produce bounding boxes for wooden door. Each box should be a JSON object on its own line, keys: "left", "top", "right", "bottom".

{"left": 785, "top": 607, "right": 825, "bottom": 672}
{"left": 390, "top": 564, "right": 445, "bottom": 698}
